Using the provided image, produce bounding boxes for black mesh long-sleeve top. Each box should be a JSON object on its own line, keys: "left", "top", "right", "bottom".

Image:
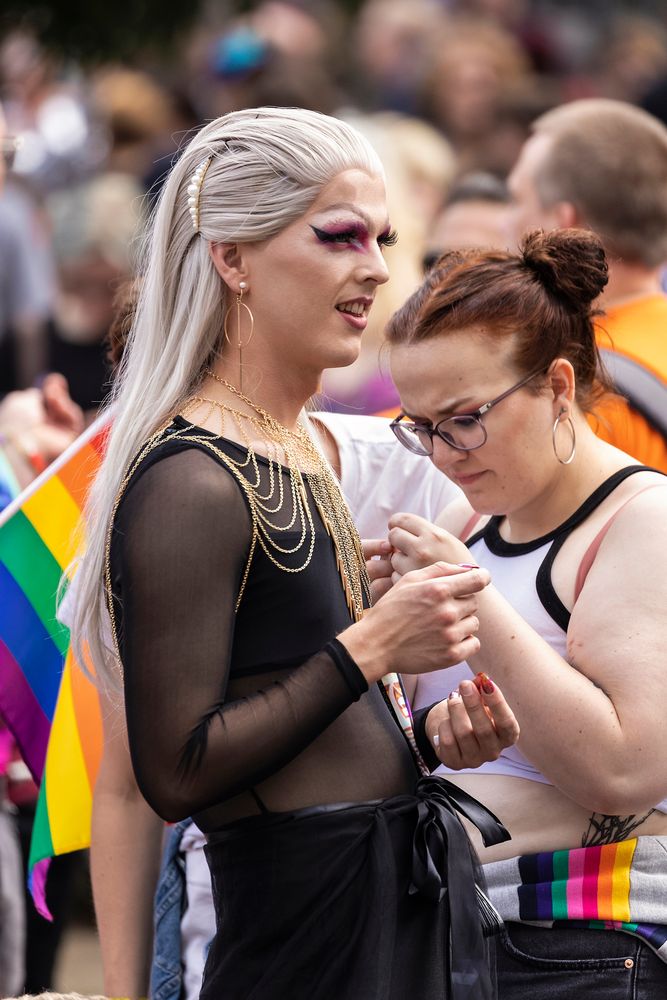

{"left": 108, "top": 417, "right": 419, "bottom": 832}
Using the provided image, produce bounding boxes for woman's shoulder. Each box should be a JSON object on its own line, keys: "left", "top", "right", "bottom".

{"left": 435, "top": 495, "right": 491, "bottom": 541}
{"left": 597, "top": 464, "right": 667, "bottom": 523}
{"left": 607, "top": 467, "right": 667, "bottom": 527}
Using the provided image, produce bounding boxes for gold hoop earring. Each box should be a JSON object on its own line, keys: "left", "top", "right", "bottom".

{"left": 552, "top": 409, "right": 576, "bottom": 465}
{"left": 223, "top": 282, "right": 254, "bottom": 390}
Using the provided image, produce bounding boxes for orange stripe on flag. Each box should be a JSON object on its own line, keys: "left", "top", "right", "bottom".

{"left": 69, "top": 650, "right": 102, "bottom": 789}
{"left": 57, "top": 443, "right": 102, "bottom": 511}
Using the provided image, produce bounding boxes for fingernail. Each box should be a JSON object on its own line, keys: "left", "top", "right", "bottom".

{"left": 478, "top": 672, "right": 495, "bottom": 694}
{"left": 458, "top": 563, "right": 479, "bottom": 569}
{"left": 433, "top": 734, "right": 440, "bottom": 747}
{"left": 448, "top": 689, "right": 461, "bottom": 702}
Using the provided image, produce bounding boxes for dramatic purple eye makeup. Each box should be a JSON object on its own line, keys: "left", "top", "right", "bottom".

{"left": 310, "top": 223, "right": 398, "bottom": 251}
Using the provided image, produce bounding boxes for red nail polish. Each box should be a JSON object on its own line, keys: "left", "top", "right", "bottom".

{"left": 478, "top": 672, "right": 494, "bottom": 694}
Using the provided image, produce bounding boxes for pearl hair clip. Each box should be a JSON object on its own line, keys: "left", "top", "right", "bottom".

{"left": 188, "top": 155, "right": 213, "bottom": 233}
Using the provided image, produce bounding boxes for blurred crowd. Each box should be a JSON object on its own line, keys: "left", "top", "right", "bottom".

{"left": 2, "top": 0, "right": 667, "bottom": 992}
{"left": 3, "top": 0, "right": 667, "bottom": 424}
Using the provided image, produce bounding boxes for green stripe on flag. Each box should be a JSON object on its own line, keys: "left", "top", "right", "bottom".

{"left": 0, "top": 511, "right": 70, "bottom": 655}
{"left": 29, "top": 779, "right": 54, "bottom": 868}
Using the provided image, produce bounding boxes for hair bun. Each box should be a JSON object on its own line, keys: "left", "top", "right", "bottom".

{"left": 520, "top": 228, "right": 608, "bottom": 311}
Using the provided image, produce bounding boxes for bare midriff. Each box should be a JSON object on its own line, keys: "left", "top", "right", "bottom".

{"left": 444, "top": 772, "right": 667, "bottom": 863}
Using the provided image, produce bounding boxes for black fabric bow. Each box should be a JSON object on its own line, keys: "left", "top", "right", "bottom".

{"left": 410, "top": 775, "right": 510, "bottom": 1000}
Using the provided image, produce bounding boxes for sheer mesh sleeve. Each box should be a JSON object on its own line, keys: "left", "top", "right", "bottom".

{"left": 110, "top": 446, "right": 371, "bottom": 823}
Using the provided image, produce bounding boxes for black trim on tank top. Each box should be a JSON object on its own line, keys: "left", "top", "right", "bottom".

{"left": 469, "top": 465, "right": 662, "bottom": 631}
{"left": 464, "top": 524, "right": 487, "bottom": 548}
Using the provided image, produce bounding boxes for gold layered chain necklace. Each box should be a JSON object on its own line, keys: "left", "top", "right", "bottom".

{"left": 105, "top": 372, "right": 371, "bottom": 658}
{"left": 182, "top": 369, "right": 372, "bottom": 621}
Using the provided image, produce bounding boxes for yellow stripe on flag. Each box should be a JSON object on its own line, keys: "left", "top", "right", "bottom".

{"left": 44, "top": 654, "right": 93, "bottom": 854}
{"left": 610, "top": 837, "right": 636, "bottom": 922}
{"left": 22, "top": 475, "right": 83, "bottom": 570}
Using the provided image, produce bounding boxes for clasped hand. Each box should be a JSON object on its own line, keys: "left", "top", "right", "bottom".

{"left": 361, "top": 513, "right": 519, "bottom": 768}
{"left": 364, "top": 512, "right": 472, "bottom": 602}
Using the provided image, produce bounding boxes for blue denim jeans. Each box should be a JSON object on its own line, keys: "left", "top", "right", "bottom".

{"left": 497, "top": 922, "right": 667, "bottom": 999}
{"left": 150, "top": 820, "right": 190, "bottom": 1000}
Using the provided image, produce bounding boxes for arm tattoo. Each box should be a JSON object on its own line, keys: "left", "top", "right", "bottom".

{"left": 582, "top": 809, "right": 655, "bottom": 847}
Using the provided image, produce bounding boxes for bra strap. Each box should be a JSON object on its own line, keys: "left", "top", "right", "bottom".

{"left": 459, "top": 511, "right": 482, "bottom": 541}
{"left": 574, "top": 484, "right": 666, "bottom": 601}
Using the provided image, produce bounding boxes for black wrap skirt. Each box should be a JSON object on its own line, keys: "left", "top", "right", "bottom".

{"left": 201, "top": 776, "right": 509, "bottom": 1000}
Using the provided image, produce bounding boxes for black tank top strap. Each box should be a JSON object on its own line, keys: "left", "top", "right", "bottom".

{"left": 546, "top": 465, "right": 658, "bottom": 537}
{"left": 537, "top": 465, "right": 665, "bottom": 631}
{"left": 465, "top": 521, "right": 495, "bottom": 548}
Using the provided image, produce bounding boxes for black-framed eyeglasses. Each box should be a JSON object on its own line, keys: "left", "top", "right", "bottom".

{"left": 390, "top": 368, "right": 545, "bottom": 456}
{"left": 1, "top": 136, "right": 21, "bottom": 171}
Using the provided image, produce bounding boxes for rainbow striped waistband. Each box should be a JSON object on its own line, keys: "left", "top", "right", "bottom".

{"left": 484, "top": 836, "right": 667, "bottom": 960}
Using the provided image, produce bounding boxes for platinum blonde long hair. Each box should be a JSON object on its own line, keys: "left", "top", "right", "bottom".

{"left": 70, "top": 106, "right": 384, "bottom": 691}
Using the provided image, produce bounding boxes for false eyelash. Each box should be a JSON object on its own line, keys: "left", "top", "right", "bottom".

{"left": 310, "top": 225, "right": 399, "bottom": 248}
{"left": 378, "top": 229, "right": 399, "bottom": 247}
{"left": 311, "top": 225, "right": 359, "bottom": 244}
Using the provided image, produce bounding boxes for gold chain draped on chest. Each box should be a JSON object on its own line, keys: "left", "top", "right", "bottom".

{"left": 104, "top": 374, "right": 372, "bottom": 658}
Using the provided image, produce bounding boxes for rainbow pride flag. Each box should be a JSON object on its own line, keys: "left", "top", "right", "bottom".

{"left": 0, "top": 414, "right": 109, "bottom": 917}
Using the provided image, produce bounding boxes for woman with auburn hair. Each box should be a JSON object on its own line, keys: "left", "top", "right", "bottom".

{"left": 383, "top": 228, "right": 667, "bottom": 998}
{"left": 68, "top": 106, "right": 519, "bottom": 999}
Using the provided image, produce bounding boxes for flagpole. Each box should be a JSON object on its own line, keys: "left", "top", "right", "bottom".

{"left": 0, "top": 409, "right": 112, "bottom": 528}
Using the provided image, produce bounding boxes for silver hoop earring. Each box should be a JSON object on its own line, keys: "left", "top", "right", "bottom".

{"left": 552, "top": 410, "right": 576, "bottom": 465}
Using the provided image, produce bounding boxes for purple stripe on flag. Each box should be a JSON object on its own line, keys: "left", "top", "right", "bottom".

{"left": 27, "top": 858, "right": 52, "bottom": 921}
{"left": 0, "top": 639, "right": 52, "bottom": 779}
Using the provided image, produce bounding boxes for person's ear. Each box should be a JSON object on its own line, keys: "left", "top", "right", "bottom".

{"left": 548, "top": 357, "right": 576, "bottom": 412}
{"left": 209, "top": 242, "right": 249, "bottom": 294}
